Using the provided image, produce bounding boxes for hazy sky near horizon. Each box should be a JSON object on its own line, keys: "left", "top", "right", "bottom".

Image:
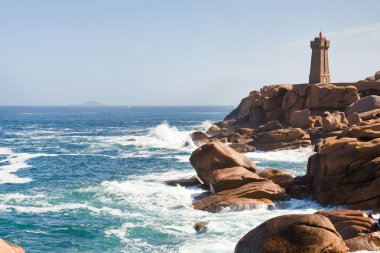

{"left": 1, "top": 0, "right": 380, "bottom": 106}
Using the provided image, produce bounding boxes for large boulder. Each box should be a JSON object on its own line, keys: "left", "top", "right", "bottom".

{"left": 193, "top": 180, "right": 288, "bottom": 213}
{"left": 315, "top": 210, "right": 377, "bottom": 240}
{"left": 258, "top": 168, "right": 294, "bottom": 185}
{"left": 209, "top": 166, "right": 265, "bottom": 193}
{"left": 190, "top": 131, "right": 209, "bottom": 146}
{"left": 289, "top": 109, "right": 312, "bottom": 129}
{"left": 307, "top": 127, "right": 380, "bottom": 209}
{"left": 0, "top": 239, "right": 24, "bottom": 253}
{"left": 189, "top": 140, "right": 256, "bottom": 186}
{"left": 345, "top": 95, "right": 380, "bottom": 116}
{"left": 228, "top": 143, "right": 254, "bottom": 153}
{"left": 304, "top": 84, "right": 358, "bottom": 110}
{"left": 235, "top": 214, "right": 348, "bottom": 253}
{"left": 250, "top": 128, "right": 311, "bottom": 151}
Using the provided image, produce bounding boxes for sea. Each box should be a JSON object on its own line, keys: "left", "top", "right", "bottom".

{"left": 0, "top": 106, "right": 367, "bottom": 253}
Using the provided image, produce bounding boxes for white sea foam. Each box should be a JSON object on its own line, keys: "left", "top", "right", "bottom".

{"left": 93, "top": 122, "right": 197, "bottom": 154}
{"left": 246, "top": 147, "right": 314, "bottom": 163}
{"left": 0, "top": 147, "right": 57, "bottom": 184}
{"left": 94, "top": 169, "right": 331, "bottom": 252}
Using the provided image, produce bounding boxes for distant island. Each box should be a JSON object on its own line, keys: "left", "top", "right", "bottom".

{"left": 75, "top": 101, "right": 106, "bottom": 107}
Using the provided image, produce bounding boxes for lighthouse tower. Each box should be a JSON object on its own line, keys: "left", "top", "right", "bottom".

{"left": 309, "top": 32, "right": 330, "bottom": 84}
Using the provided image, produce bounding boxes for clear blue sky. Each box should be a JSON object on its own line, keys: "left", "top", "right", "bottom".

{"left": 1, "top": 0, "right": 379, "bottom": 105}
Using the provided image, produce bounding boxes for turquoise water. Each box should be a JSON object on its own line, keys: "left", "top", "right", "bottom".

{"left": 0, "top": 106, "right": 319, "bottom": 252}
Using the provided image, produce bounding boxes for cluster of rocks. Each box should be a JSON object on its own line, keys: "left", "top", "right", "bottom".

{"left": 190, "top": 77, "right": 380, "bottom": 153}
{"left": 235, "top": 210, "right": 380, "bottom": 252}
{"left": 172, "top": 71, "right": 380, "bottom": 252}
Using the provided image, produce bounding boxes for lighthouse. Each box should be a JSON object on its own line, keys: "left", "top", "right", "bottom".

{"left": 309, "top": 32, "right": 330, "bottom": 84}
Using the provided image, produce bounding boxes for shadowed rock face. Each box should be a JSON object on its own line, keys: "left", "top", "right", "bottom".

{"left": 235, "top": 214, "right": 348, "bottom": 253}
{"left": 189, "top": 140, "right": 256, "bottom": 186}
{"left": 307, "top": 123, "right": 380, "bottom": 209}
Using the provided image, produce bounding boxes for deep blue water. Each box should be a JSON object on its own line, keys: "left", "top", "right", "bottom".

{"left": 0, "top": 106, "right": 315, "bottom": 253}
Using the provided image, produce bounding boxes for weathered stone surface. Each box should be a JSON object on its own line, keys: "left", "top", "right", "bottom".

{"left": 308, "top": 134, "right": 380, "bottom": 209}
{"left": 322, "top": 111, "right": 348, "bottom": 131}
{"left": 228, "top": 143, "right": 254, "bottom": 153}
{"left": 316, "top": 209, "right": 376, "bottom": 240}
{"left": 235, "top": 214, "right": 348, "bottom": 253}
{"left": 226, "top": 133, "right": 247, "bottom": 144}
{"left": 236, "top": 128, "right": 256, "bottom": 137}
{"left": 339, "top": 123, "right": 380, "bottom": 140}
{"left": 260, "top": 84, "right": 292, "bottom": 98}
{"left": 265, "top": 106, "right": 284, "bottom": 122}
{"left": 210, "top": 166, "right": 265, "bottom": 193}
{"left": 345, "top": 95, "right": 380, "bottom": 116}
{"left": 345, "top": 232, "right": 380, "bottom": 252}
{"left": 206, "top": 125, "right": 221, "bottom": 136}
{"left": 0, "top": 239, "right": 24, "bottom": 253}
{"left": 193, "top": 180, "right": 287, "bottom": 213}
{"left": 190, "top": 131, "right": 209, "bottom": 146}
{"left": 225, "top": 94, "right": 261, "bottom": 120}
{"left": 258, "top": 168, "right": 294, "bottom": 185}
{"left": 347, "top": 112, "right": 361, "bottom": 126}
{"left": 359, "top": 108, "right": 380, "bottom": 121}
{"left": 289, "top": 109, "right": 312, "bottom": 129}
{"left": 304, "top": 84, "right": 358, "bottom": 110}
{"left": 375, "top": 71, "right": 380, "bottom": 80}
{"left": 189, "top": 140, "right": 256, "bottom": 186}
{"left": 262, "top": 96, "right": 283, "bottom": 111}
{"left": 250, "top": 128, "right": 311, "bottom": 151}
{"left": 257, "top": 120, "right": 283, "bottom": 132}
{"left": 249, "top": 106, "right": 265, "bottom": 127}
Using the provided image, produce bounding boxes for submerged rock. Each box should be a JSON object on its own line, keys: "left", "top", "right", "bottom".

{"left": 193, "top": 222, "right": 209, "bottom": 233}
{"left": 235, "top": 214, "right": 348, "bottom": 253}
{"left": 165, "top": 176, "right": 202, "bottom": 188}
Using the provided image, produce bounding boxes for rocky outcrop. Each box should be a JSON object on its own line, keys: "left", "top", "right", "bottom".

{"left": 257, "top": 168, "right": 293, "bottom": 185}
{"left": 235, "top": 214, "right": 348, "bottom": 253}
{"left": 345, "top": 95, "right": 380, "bottom": 116}
{"left": 321, "top": 111, "right": 348, "bottom": 131}
{"left": 228, "top": 143, "right": 254, "bottom": 153}
{"left": 0, "top": 239, "right": 24, "bottom": 253}
{"left": 249, "top": 128, "right": 311, "bottom": 151}
{"left": 193, "top": 180, "right": 288, "bottom": 213}
{"left": 289, "top": 109, "right": 312, "bottom": 129}
{"left": 190, "top": 131, "right": 210, "bottom": 146}
{"left": 304, "top": 84, "right": 358, "bottom": 111}
{"left": 210, "top": 166, "right": 265, "bottom": 193}
{"left": 345, "top": 232, "right": 380, "bottom": 252}
{"left": 189, "top": 140, "right": 256, "bottom": 186}
{"left": 315, "top": 209, "right": 377, "bottom": 240}
{"left": 306, "top": 124, "right": 380, "bottom": 209}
